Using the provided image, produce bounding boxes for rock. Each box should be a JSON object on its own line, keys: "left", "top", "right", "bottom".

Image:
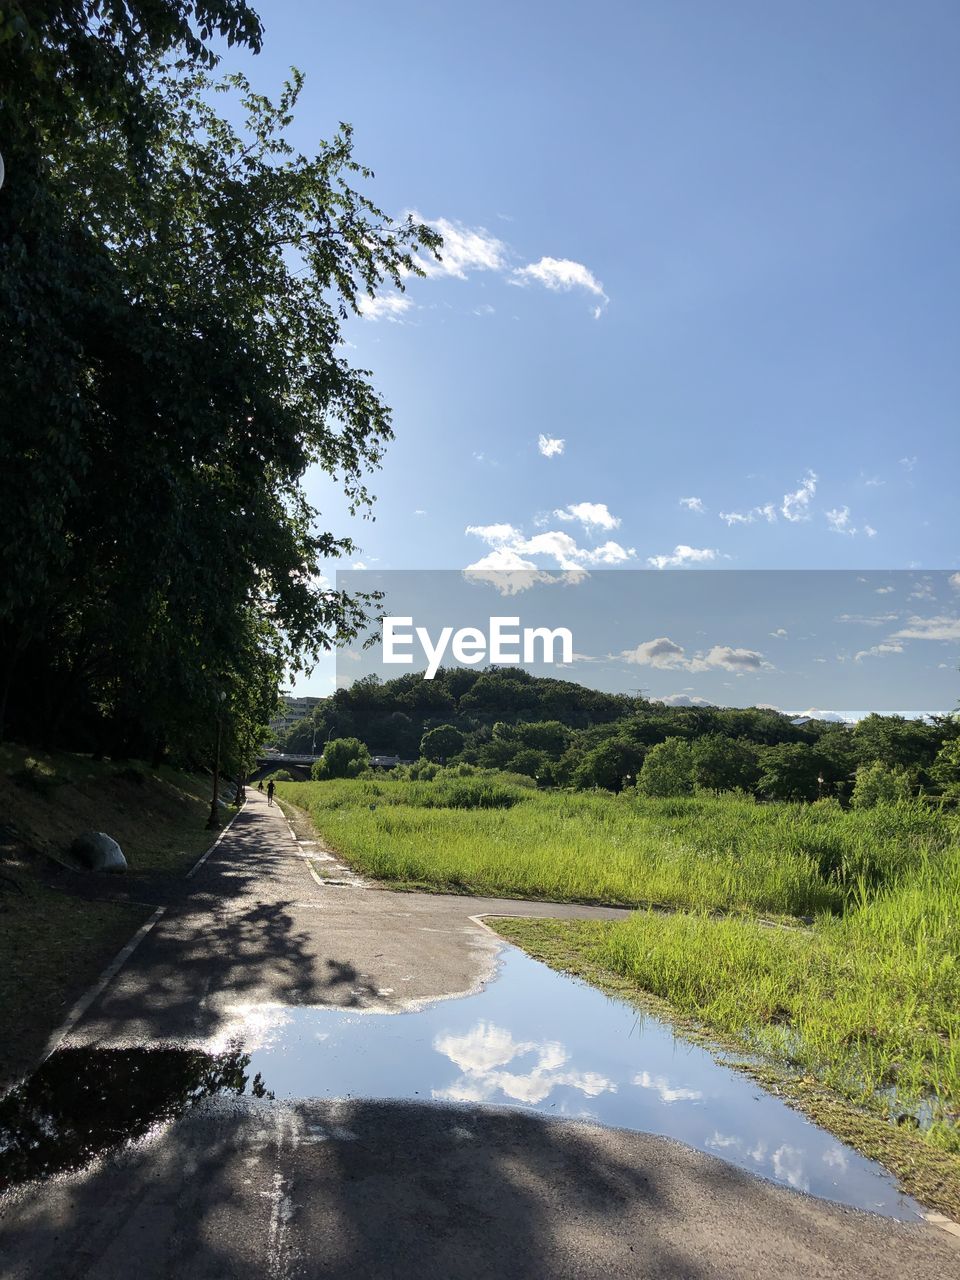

{"left": 69, "top": 831, "right": 127, "bottom": 873}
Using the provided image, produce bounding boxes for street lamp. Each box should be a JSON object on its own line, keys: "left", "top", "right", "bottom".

{"left": 206, "top": 689, "right": 227, "bottom": 830}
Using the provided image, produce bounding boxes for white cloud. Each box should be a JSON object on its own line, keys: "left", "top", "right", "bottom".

{"left": 473, "top": 303, "right": 496, "bottom": 316}
{"left": 769, "top": 628, "right": 787, "bottom": 638}
{"left": 864, "top": 524, "right": 878, "bottom": 538}
{"left": 647, "top": 545, "right": 718, "bottom": 570}
{"left": 690, "top": 645, "right": 768, "bottom": 672}
{"left": 826, "top": 506, "right": 856, "bottom": 535}
{"left": 413, "top": 214, "right": 507, "bottom": 279}
{"left": 900, "top": 456, "right": 917, "bottom": 471}
{"left": 634, "top": 1071, "right": 703, "bottom": 1103}
{"left": 855, "top": 641, "right": 905, "bottom": 661}
{"left": 875, "top": 586, "right": 895, "bottom": 594}
{"left": 892, "top": 616, "right": 960, "bottom": 642}
{"left": 621, "top": 637, "right": 687, "bottom": 669}
{"left": 463, "top": 548, "right": 554, "bottom": 596}
{"left": 358, "top": 293, "right": 413, "bottom": 322}
{"left": 781, "top": 470, "right": 817, "bottom": 522}
{"left": 679, "top": 497, "right": 706, "bottom": 514}
{"left": 836, "top": 612, "right": 898, "bottom": 625}
{"left": 619, "top": 638, "right": 770, "bottom": 674}
{"left": 719, "top": 502, "right": 778, "bottom": 526}
{"left": 432, "top": 1022, "right": 616, "bottom": 1107}
{"left": 512, "top": 257, "right": 608, "bottom": 311}
{"left": 414, "top": 508, "right": 427, "bottom": 516}
{"left": 553, "top": 502, "right": 620, "bottom": 531}
{"left": 517, "top": 530, "right": 634, "bottom": 567}
{"left": 538, "top": 434, "right": 565, "bottom": 458}
{"left": 465, "top": 515, "right": 634, "bottom": 581}
{"left": 653, "top": 693, "right": 715, "bottom": 708}
{"left": 950, "top": 573, "right": 960, "bottom": 591}
{"left": 465, "top": 522, "right": 522, "bottom": 546}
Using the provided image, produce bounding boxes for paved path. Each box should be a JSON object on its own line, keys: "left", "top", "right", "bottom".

{"left": 1, "top": 790, "right": 958, "bottom": 1278}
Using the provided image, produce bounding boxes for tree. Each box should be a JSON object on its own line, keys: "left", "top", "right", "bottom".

{"left": 312, "top": 738, "right": 370, "bottom": 780}
{"left": 638, "top": 738, "right": 694, "bottom": 797}
{"left": 420, "top": 724, "right": 465, "bottom": 763}
{"left": 690, "top": 735, "right": 759, "bottom": 793}
{"left": 574, "top": 738, "right": 645, "bottom": 792}
{"left": 850, "top": 761, "right": 913, "bottom": 809}
{"left": 930, "top": 739, "right": 960, "bottom": 798}
{"left": 1, "top": 17, "right": 440, "bottom": 757}
{"left": 756, "top": 743, "right": 827, "bottom": 802}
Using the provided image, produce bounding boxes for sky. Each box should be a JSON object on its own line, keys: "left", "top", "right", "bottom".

{"left": 224, "top": 1, "right": 960, "bottom": 700}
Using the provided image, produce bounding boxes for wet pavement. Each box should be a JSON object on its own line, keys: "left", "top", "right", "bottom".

{"left": 1, "top": 789, "right": 958, "bottom": 1279}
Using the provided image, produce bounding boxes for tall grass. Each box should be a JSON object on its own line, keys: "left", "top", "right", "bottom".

{"left": 277, "top": 779, "right": 955, "bottom": 918}
{"left": 595, "top": 847, "right": 960, "bottom": 1147}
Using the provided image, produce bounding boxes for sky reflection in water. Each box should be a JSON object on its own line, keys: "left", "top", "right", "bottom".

{"left": 236, "top": 945, "right": 922, "bottom": 1220}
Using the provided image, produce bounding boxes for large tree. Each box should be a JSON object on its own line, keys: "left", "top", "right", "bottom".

{"left": 0, "top": 6, "right": 439, "bottom": 757}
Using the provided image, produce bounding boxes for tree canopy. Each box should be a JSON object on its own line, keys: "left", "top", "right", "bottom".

{"left": 0, "top": 4, "right": 439, "bottom": 768}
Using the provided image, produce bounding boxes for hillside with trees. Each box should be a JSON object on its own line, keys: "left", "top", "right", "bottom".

{"left": 279, "top": 667, "right": 960, "bottom": 801}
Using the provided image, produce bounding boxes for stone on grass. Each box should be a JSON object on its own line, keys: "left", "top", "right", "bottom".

{"left": 70, "top": 831, "right": 127, "bottom": 873}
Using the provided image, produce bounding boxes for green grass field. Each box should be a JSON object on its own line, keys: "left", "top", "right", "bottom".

{"left": 278, "top": 776, "right": 953, "bottom": 917}
{"left": 279, "top": 774, "right": 960, "bottom": 1194}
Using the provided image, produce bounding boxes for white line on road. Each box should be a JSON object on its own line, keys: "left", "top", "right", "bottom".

{"left": 185, "top": 797, "right": 248, "bottom": 878}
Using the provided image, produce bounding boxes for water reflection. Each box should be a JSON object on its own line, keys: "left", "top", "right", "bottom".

{"left": 233, "top": 947, "right": 922, "bottom": 1220}
{"left": 432, "top": 1021, "right": 616, "bottom": 1105}
{"left": 0, "top": 1045, "right": 269, "bottom": 1191}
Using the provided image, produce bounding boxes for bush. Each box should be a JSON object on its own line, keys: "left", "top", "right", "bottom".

{"left": 851, "top": 760, "right": 913, "bottom": 809}
{"left": 264, "top": 768, "right": 294, "bottom": 784}
{"left": 311, "top": 738, "right": 370, "bottom": 780}
{"left": 420, "top": 724, "right": 465, "bottom": 763}
{"left": 638, "top": 738, "right": 694, "bottom": 797}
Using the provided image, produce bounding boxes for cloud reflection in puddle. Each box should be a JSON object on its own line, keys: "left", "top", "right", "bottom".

{"left": 432, "top": 1020, "right": 617, "bottom": 1105}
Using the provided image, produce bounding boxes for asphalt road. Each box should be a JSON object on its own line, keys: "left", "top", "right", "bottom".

{"left": 1, "top": 789, "right": 958, "bottom": 1279}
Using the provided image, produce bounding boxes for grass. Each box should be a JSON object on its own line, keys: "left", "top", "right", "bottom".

{"left": 1, "top": 745, "right": 222, "bottom": 1088}
{"left": 277, "top": 777, "right": 953, "bottom": 918}
{"left": 280, "top": 774, "right": 960, "bottom": 1210}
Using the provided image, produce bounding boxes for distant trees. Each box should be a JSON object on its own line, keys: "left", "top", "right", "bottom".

{"left": 266, "top": 662, "right": 960, "bottom": 804}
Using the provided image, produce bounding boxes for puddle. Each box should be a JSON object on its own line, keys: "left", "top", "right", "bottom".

{"left": 226, "top": 946, "right": 923, "bottom": 1221}
{"left": 0, "top": 947, "right": 927, "bottom": 1221}
{"left": 0, "top": 1046, "right": 269, "bottom": 1190}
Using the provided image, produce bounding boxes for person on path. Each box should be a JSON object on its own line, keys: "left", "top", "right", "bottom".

{"left": 257, "top": 779, "right": 264, "bottom": 793}
{"left": 266, "top": 779, "right": 275, "bottom": 806}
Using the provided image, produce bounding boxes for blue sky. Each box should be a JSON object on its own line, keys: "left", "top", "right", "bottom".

{"left": 226, "top": 2, "right": 960, "bottom": 697}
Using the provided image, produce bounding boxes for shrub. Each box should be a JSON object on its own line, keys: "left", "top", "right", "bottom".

{"left": 311, "top": 738, "right": 370, "bottom": 780}
{"left": 420, "top": 724, "right": 465, "bottom": 763}
{"left": 638, "top": 738, "right": 694, "bottom": 797}
{"left": 851, "top": 760, "right": 913, "bottom": 809}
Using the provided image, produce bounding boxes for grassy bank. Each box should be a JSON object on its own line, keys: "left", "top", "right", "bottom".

{"left": 1, "top": 746, "right": 220, "bottom": 1087}
{"left": 277, "top": 777, "right": 953, "bottom": 918}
